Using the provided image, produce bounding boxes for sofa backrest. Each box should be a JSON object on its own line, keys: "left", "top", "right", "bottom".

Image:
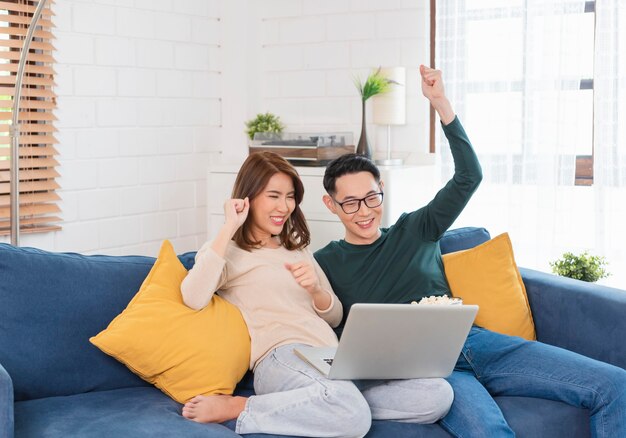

{"left": 439, "top": 226, "right": 491, "bottom": 255}
{"left": 0, "top": 243, "right": 197, "bottom": 402}
{"left": 1, "top": 229, "right": 489, "bottom": 401}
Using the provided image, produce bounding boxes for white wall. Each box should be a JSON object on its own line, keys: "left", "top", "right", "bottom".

{"left": 2, "top": 0, "right": 223, "bottom": 256}
{"left": 5, "top": 1, "right": 621, "bottom": 288}
{"left": 2, "top": 0, "right": 433, "bottom": 256}
{"left": 249, "top": 0, "right": 432, "bottom": 163}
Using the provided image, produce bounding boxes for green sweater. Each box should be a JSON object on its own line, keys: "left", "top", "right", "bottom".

{"left": 314, "top": 116, "right": 482, "bottom": 328}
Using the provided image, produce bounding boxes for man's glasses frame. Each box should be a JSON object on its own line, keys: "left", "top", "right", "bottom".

{"left": 333, "top": 192, "right": 384, "bottom": 214}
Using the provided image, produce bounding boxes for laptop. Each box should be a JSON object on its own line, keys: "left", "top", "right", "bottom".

{"left": 294, "top": 303, "right": 478, "bottom": 380}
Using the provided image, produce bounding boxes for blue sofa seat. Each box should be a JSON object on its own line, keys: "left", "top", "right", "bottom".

{"left": 14, "top": 387, "right": 237, "bottom": 438}
{"left": 1, "top": 227, "right": 624, "bottom": 438}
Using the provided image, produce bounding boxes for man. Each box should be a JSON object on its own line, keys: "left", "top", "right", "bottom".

{"left": 314, "top": 64, "right": 626, "bottom": 437}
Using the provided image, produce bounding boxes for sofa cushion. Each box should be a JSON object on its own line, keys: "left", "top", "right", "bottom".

{"left": 90, "top": 240, "right": 250, "bottom": 404}
{"left": 496, "top": 396, "right": 590, "bottom": 438}
{"left": 14, "top": 387, "right": 239, "bottom": 438}
{"left": 442, "top": 233, "right": 536, "bottom": 340}
{"left": 439, "top": 227, "right": 491, "bottom": 254}
{"left": 0, "top": 243, "right": 197, "bottom": 402}
{"left": 222, "top": 394, "right": 589, "bottom": 437}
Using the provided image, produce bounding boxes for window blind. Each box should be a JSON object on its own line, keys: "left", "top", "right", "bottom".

{"left": 0, "top": 0, "right": 60, "bottom": 235}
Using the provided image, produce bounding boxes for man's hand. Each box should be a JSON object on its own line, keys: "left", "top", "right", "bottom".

{"left": 420, "top": 64, "right": 446, "bottom": 101}
{"left": 420, "top": 64, "right": 455, "bottom": 125}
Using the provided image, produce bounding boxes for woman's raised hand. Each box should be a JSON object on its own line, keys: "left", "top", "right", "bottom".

{"left": 224, "top": 197, "right": 249, "bottom": 232}
{"left": 210, "top": 198, "right": 250, "bottom": 257}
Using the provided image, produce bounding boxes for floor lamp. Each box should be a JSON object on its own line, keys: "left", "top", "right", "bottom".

{"left": 373, "top": 67, "right": 406, "bottom": 166}
{"left": 10, "top": 0, "right": 49, "bottom": 246}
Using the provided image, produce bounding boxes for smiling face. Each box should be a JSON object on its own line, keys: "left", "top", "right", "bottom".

{"left": 323, "top": 171, "right": 384, "bottom": 245}
{"left": 249, "top": 172, "right": 296, "bottom": 244}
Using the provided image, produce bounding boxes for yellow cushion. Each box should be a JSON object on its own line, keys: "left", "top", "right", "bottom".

{"left": 442, "top": 232, "right": 536, "bottom": 340}
{"left": 90, "top": 240, "right": 251, "bottom": 404}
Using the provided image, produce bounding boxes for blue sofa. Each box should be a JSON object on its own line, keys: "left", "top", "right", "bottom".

{"left": 1, "top": 227, "right": 625, "bottom": 438}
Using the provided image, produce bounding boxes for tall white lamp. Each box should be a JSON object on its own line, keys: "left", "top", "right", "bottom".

{"left": 372, "top": 67, "right": 406, "bottom": 166}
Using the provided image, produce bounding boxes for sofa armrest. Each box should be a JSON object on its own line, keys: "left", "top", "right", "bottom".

{"left": 0, "top": 362, "right": 14, "bottom": 438}
{"left": 521, "top": 267, "right": 626, "bottom": 370}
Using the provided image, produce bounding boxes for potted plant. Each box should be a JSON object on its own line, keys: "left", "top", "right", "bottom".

{"left": 550, "top": 251, "right": 610, "bottom": 282}
{"left": 245, "top": 112, "right": 285, "bottom": 141}
{"left": 353, "top": 67, "right": 397, "bottom": 158}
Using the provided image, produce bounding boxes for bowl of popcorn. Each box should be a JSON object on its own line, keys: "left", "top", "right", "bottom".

{"left": 412, "top": 295, "right": 463, "bottom": 305}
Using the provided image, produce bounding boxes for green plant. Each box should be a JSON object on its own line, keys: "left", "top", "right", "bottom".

{"left": 245, "top": 112, "right": 285, "bottom": 140}
{"left": 353, "top": 67, "right": 397, "bottom": 101}
{"left": 550, "top": 251, "right": 610, "bottom": 282}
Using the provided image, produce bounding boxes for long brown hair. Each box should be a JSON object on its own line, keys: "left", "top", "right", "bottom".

{"left": 231, "top": 152, "right": 310, "bottom": 251}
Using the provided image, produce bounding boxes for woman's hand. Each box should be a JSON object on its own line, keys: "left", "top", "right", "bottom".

{"left": 210, "top": 198, "right": 249, "bottom": 257}
{"left": 285, "top": 261, "right": 331, "bottom": 311}
{"left": 285, "top": 261, "right": 322, "bottom": 295}
{"left": 223, "top": 198, "right": 249, "bottom": 233}
{"left": 420, "top": 64, "right": 455, "bottom": 125}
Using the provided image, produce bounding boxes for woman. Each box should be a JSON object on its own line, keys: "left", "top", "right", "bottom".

{"left": 181, "top": 152, "right": 453, "bottom": 437}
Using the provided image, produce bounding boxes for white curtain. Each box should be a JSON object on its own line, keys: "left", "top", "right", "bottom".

{"left": 593, "top": 0, "right": 626, "bottom": 286}
{"left": 435, "top": 1, "right": 606, "bottom": 280}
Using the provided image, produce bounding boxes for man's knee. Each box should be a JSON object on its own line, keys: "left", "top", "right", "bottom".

{"left": 598, "top": 365, "right": 626, "bottom": 406}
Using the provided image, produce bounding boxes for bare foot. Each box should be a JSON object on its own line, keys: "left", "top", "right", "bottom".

{"left": 182, "top": 395, "right": 248, "bottom": 423}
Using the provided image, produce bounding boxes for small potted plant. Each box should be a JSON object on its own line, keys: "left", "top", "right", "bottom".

{"left": 550, "top": 251, "right": 610, "bottom": 282}
{"left": 245, "top": 112, "right": 285, "bottom": 141}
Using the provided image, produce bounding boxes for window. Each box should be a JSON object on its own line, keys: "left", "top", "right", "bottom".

{"left": 0, "top": 0, "right": 59, "bottom": 235}
{"left": 431, "top": 1, "right": 595, "bottom": 186}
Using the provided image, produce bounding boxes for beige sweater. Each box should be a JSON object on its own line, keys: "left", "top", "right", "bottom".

{"left": 181, "top": 240, "right": 342, "bottom": 370}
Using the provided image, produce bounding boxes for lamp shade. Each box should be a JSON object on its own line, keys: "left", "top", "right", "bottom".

{"left": 372, "top": 67, "right": 406, "bottom": 125}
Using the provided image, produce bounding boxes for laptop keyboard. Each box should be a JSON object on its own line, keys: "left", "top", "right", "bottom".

{"left": 323, "top": 358, "right": 334, "bottom": 365}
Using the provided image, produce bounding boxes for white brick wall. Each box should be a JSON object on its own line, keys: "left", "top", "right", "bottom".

{"left": 117, "top": 69, "right": 157, "bottom": 97}
{"left": 3, "top": 0, "right": 431, "bottom": 257}
{"left": 2, "top": 0, "right": 223, "bottom": 256}
{"left": 95, "top": 37, "right": 137, "bottom": 66}
{"left": 9, "top": 0, "right": 621, "bottom": 289}
{"left": 253, "top": 1, "right": 431, "bottom": 162}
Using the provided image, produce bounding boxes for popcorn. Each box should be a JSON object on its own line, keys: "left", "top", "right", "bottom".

{"left": 413, "top": 295, "right": 463, "bottom": 305}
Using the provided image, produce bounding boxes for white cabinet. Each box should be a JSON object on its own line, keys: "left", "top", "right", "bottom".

{"left": 207, "top": 164, "right": 437, "bottom": 252}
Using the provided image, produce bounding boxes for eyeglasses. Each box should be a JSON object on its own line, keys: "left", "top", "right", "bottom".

{"left": 333, "top": 192, "right": 384, "bottom": 214}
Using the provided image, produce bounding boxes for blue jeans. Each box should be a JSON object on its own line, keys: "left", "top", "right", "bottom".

{"left": 440, "top": 327, "right": 626, "bottom": 438}
{"left": 236, "top": 344, "right": 453, "bottom": 436}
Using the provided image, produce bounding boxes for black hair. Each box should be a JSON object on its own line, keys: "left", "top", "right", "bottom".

{"left": 323, "top": 153, "right": 381, "bottom": 195}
